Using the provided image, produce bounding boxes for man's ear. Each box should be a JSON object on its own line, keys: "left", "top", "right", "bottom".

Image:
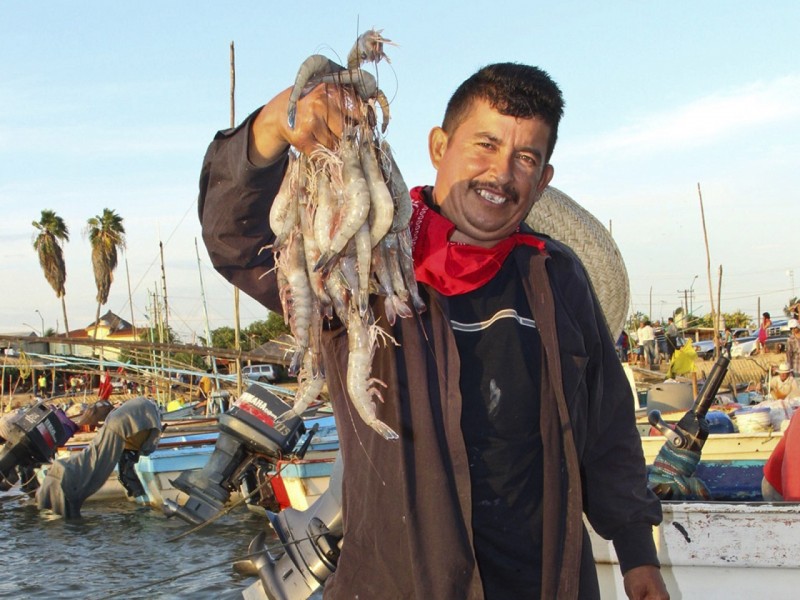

{"left": 428, "top": 127, "right": 448, "bottom": 169}
{"left": 535, "top": 164, "right": 555, "bottom": 197}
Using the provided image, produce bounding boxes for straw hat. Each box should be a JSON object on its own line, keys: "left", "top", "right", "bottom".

{"left": 525, "top": 186, "right": 630, "bottom": 340}
{"left": 777, "top": 362, "right": 792, "bottom": 374}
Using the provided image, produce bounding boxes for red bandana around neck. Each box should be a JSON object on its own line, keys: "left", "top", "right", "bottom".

{"left": 409, "top": 186, "right": 546, "bottom": 296}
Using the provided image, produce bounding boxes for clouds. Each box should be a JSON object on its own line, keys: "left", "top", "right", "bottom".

{"left": 564, "top": 75, "right": 800, "bottom": 160}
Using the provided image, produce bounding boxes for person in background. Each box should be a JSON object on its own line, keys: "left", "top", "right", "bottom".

{"left": 722, "top": 326, "right": 734, "bottom": 358}
{"left": 199, "top": 62, "right": 667, "bottom": 599}
{"left": 665, "top": 317, "right": 680, "bottom": 360}
{"left": 616, "top": 330, "right": 630, "bottom": 362}
{"left": 786, "top": 319, "right": 800, "bottom": 377}
{"left": 37, "top": 374, "right": 47, "bottom": 397}
{"left": 769, "top": 362, "right": 799, "bottom": 401}
{"left": 757, "top": 312, "right": 772, "bottom": 354}
{"left": 637, "top": 320, "right": 657, "bottom": 369}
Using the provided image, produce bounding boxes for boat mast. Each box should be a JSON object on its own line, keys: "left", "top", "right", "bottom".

{"left": 195, "top": 237, "right": 219, "bottom": 385}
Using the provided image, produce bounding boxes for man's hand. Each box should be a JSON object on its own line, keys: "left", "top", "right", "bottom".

{"left": 249, "top": 84, "right": 361, "bottom": 167}
{"left": 623, "top": 565, "right": 669, "bottom": 600}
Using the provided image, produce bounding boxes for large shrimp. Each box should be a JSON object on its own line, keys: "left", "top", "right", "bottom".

{"left": 274, "top": 349, "right": 326, "bottom": 433}
{"left": 359, "top": 137, "right": 394, "bottom": 247}
{"left": 379, "top": 140, "right": 413, "bottom": 232}
{"left": 270, "top": 153, "right": 300, "bottom": 248}
{"left": 347, "top": 28, "right": 394, "bottom": 69}
{"left": 288, "top": 29, "right": 394, "bottom": 130}
{"left": 346, "top": 307, "right": 398, "bottom": 440}
{"left": 396, "top": 228, "right": 426, "bottom": 313}
{"left": 277, "top": 230, "right": 313, "bottom": 375}
{"left": 315, "top": 136, "right": 371, "bottom": 273}
{"left": 372, "top": 239, "right": 412, "bottom": 326}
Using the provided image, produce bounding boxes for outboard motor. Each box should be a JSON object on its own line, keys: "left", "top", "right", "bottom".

{"left": 0, "top": 402, "right": 77, "bottom": 493}
{"left": 243, "top": 454, "right": 344, "bottom": 600}
{"left": 647, "top": 354, "right": 731, "bottom": 500}
{"left": 163, "top": 385, "right": 306, "bottom": 525}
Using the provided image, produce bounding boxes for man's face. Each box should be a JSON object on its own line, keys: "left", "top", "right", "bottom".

{"left": 780, "top": 372, "right": 791, "bottom": 381}
{"left": 428, "top": 99, "right": 554, "bottom": 248}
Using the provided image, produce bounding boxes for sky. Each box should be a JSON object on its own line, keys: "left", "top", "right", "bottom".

{"left": 1, "top": 1, "right": 798, "bottom": 341}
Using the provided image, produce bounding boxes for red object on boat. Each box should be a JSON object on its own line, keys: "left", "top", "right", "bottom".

{"left": 98, "top": 371, "right": 113, "bottom": 401}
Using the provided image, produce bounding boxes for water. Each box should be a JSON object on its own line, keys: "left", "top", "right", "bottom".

{"left": 0, "top": 491, "right": 269, "bottom": 599}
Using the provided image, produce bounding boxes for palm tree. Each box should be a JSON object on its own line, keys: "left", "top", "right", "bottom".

{"left": 85, "top": 209, "right": 126, "bottom": 341}
{"left": 32, "top": 210, "right": 71, "bottom": 344}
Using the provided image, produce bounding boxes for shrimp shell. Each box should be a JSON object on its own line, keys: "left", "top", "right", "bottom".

{"left": 379, "top": 140, "right": 413, "bottom": 232}
{"left": 346, "top": 307, "right": 398, "bottom": 440}
{"left": 287, "top": 54, "right": 345, "bottom": 129}
{"left": 270, "top": 154, "right": 299, "bottom": 248}
{"left": 277, "top": 230, "right": 313, "bottom": 375}
{"left": 347, "top": 28, "right": 394, "bottom": 70}
{"left": 359, "top": 139, "right": 394, "bottom": 248}
{"left": 396, "top": 228, "right": 426, "bottom": 313}
{"left": 274, "top": 350, "right": 326, "bottom": 431}
{"left": 315, "top": 137, "right": 370, "bottom": 272}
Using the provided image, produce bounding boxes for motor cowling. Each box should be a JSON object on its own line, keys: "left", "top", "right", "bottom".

{"left": 163, "top": 385, "right": 304, "bottom": 525}
{"left": 0, "top": 403, "right": 76, "bottom": 492}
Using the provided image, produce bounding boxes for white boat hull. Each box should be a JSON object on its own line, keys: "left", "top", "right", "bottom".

{"left": 590, "top": 501, "right": 800, "bottom": 598}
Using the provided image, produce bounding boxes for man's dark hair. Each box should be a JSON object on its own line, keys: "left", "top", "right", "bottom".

{"left": 441, "top": 63, "right": 564, "bottom": 161}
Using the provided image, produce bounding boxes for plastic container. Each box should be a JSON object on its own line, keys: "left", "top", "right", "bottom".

{"left": 733, "top": 406, "right": 772, "bottom": 433}
{"left": 646, "top": 382, "right": 694, "bottom": 414}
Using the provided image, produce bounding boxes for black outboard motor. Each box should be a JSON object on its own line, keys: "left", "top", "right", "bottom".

{"left": 243, "top": 454, "right": 344, "bottom": 600}
{"left": 648, "top": 354, "right": 730, "bottom": 452}
{"left": 0, "top": 402, "right": 77, "bottom": 493}
{"left": 647, "top": 354, "right": 731, "bottom": 500}
{"left": 163, "top": 385, "right": 305, "bottom": 525}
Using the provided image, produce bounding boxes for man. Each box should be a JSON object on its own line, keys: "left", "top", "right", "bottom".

{"left": 200, "top": 63, "right": 666, "bottom": 599}
{"left": 786, "top": 319, "right": 800, "bottom": 376}
{"left": 769, "top": 362, "right": 799, "bottom": 401}
{"left": 665, "top": 317, "right": 680, "bottom": 360}
{"left": 637, "top": 320, "right": 657, "bottom": 369}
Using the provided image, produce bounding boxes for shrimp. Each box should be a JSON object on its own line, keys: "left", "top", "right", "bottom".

{"left": 270, "top": 153, "right": 300, "bottom": 248}
{"left": 276, "top": 230, "right": 313, "bottom": 375}
{"left": 274, "top": 350, "right": 326, "bottom": 432}
{"left": 287, "top": 54, "right": 345, "bottom": 129}
{"left": 379, "top": 140, "right": 413, "bottom": 232}
{"left": 299, "top": 193, "right": 332, "bottom": 306}
{"left": 382, "top": 232, "right": 409, "bottom": 302}
{"left": 315, "top": 136, "right": 370, "bottom": 273}
{"left": 288, "top": 28, "right": 395, "bottom": 129}
{"left": 312, "top": 169, "right": 336, "bottom": 255}
{"left": 324, "top": 266, "right": 352, "bottom": 326}
{"left": 354, "top": 220, "right": 371, "bottom": 316}
{"left": 359, "top": 138, "right": 394, "bottom": 247}
{"left": 347, "top": 28, "right": 394, "bottom": 69}
{"left": 396, "top": 228, "right": 426, "bottom": 313}
{"left": 372, "top": 239, "right": 412, "bottom": 326}
{"left": 346, "top": 307, "right": 398, "bottom": 440}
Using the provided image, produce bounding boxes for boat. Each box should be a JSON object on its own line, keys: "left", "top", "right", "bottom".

{"left": 590, "top": 501, "right": 800, "bottom": 598}
{"left": 41, "top": 418, "right": 220, "bottom": 507}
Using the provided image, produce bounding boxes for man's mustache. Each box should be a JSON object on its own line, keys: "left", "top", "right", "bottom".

{"left": 468, "top": 180, "right": 519, "bottom": 204}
